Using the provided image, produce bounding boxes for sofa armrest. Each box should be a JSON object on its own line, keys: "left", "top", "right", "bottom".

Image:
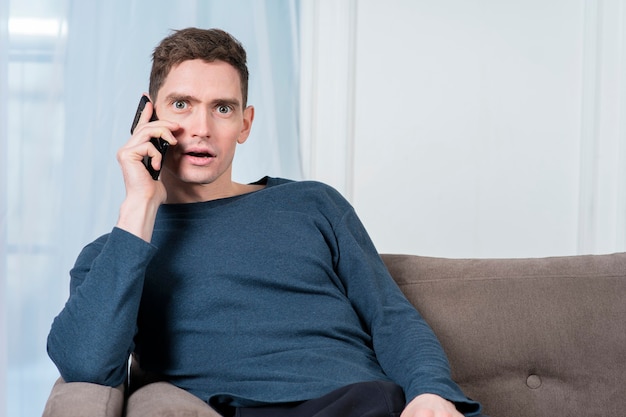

{"left": 42, "top": 377, "right": 125, "bottom": 417}
{"left": 126, "top": 381, "right": 222, "bottom": 417}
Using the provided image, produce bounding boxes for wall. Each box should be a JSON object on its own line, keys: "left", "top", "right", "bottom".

{"left": 301, "top": 0, "right": 626, "bottom": 258}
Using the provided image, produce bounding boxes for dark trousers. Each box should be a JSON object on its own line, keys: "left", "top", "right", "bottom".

{"left": 234, "top": 381, "right": 406, "bottom": 417}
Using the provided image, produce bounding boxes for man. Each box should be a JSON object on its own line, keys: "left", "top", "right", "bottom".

{"left": 47, "top": 28, "right": 484, "bottom": 417}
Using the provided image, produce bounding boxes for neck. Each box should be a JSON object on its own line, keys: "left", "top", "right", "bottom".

{"left": 164, "top": 182, "right": 235, "bottom": 204}
{"left": 163, "top": 178, "right": 265, "bottom": 204}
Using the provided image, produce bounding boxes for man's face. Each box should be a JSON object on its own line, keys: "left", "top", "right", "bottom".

{"left": 154, "top": 59, "right": 253, "bottom": 197}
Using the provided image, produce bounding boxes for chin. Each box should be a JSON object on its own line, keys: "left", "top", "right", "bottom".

{"left": 181, "top": 171, "right": 224, "bottom": 186}
{"left": 164, "top": 161, "right": 231, "bottom": 185}
{"left": 177, "top": 176, "right": 216, "bottom": 186}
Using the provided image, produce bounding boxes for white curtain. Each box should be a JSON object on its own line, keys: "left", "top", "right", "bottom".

{"left": 1, "top": 1, "right": 301, "bottom": 416}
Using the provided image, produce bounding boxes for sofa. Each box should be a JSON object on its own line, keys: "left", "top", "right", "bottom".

{"left": 43, "top": 252, "right": 626, "bottom": 417}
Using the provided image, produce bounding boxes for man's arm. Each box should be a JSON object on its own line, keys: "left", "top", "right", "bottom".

{"left": 330, "top": 203, "right": 481, "bottom": 416}
{"left": 46, "top": 228, "right": 157, "bottom": 386}
{"left": 47, "top": 100, "right": 176, "bottom": 385}
{"left": 115, "top": 97, "right": 177, "bottom": 242}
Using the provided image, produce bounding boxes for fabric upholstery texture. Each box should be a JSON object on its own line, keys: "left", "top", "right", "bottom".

{"left": 42, "top": 252, "right": 626, "bottom": 417}
{"left": 126, "top": 381, "right": 222, "bottom": 417}
{"left": 381, "top": 252, "right": 626, "bottom": 417}
{"left": 42, "top": 378, "right": 124, "bottom": 417}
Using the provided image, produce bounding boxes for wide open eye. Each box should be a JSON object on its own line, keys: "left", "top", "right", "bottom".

{"left": 173, "top": 100, "right": 188, "bottom": 110}
{"left": 217, "top": 104, "right": 232, "bottom": 115}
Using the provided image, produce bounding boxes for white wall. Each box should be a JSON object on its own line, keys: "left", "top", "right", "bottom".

{"left": 301, "top": 0, "right": 626, "bottom": 258}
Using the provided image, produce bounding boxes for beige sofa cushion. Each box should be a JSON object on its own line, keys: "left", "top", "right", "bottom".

{"left": 381, "top": 252, "right": 626, "bottom": 417}
{"left": 126, "top": 381, "right": 222, "bottom": 417}
{"left": 42, "top": 378, "right": 124, "bottom": 417}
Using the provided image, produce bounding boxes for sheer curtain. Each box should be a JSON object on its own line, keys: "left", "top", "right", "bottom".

{"left": 2, "top": 1, "right": 301, "bottom": 416}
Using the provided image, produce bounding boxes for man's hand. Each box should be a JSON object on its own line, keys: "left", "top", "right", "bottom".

{"left": 117, "top": 99, "right": 178, "bottom": 202}
{"left": 401, "top": 393, "right": 463, "bottom": 417}
{"left": 115, "top": 98, "right": 178, "bottom": 242}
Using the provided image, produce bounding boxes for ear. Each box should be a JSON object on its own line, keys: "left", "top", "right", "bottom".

{"left": 237, "top": 105, "right": 255, "bottom": 144}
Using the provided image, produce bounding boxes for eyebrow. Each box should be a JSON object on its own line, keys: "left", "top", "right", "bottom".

{"left": 165, "top": 93, "right": 197, "bottom": 104}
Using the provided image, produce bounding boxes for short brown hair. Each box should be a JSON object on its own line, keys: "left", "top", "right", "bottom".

{"left": 149, "top": 28, "right": 249, "bottom": 107}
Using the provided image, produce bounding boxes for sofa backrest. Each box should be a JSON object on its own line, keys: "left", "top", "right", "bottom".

{"left": 381, "top": 252, "right": 626, "bottom": 417}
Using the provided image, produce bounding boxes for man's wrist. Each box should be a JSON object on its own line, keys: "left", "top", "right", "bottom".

{"left": 116, "top": 198, "right": 161, "bottom": 242}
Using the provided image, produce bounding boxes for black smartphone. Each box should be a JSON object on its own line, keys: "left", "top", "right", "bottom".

{"left": 130, "top": 95, "right": 169, "bottom": 180}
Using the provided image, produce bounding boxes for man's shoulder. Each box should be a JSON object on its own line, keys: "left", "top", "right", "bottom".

{"left": 263, "top": 177, "right": 352, "bottom": 215}
{"left": 266, "top": 177, "right": 343, "bottom": 196}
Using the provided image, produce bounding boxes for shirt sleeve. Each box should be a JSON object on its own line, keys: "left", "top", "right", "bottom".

{"left": 332, "top": 207, "right": 481, "bottom": 415}
{"left": 47, "top": 227, "right": 157, "bottom": 387}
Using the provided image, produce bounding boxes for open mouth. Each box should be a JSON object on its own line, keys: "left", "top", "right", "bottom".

{"left": 186, "top": 151, "right": 214, "bottom": 158}
{"left": 182, "top": 149, "right": 216, "bottom": 166}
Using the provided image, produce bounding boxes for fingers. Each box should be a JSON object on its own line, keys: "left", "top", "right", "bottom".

{"left": 400, "top": 394, "right": 463, "bottom": 417}
{"left": 117, "top": 138, "right": 169, "bottom": 176}
{"left": 130, "top": 98, "right": 179, "bottom": 147}
{"left": 117, "top": 135, "right": 171, "bottom": 187}
{"left": 131, "top": 125, "right": 177, "bottom": 173}
{"left": 129, "top": 121, "right": 179, "bottom": 149}
{"left": 145, "top": 139, "right": 168, "bottom": 173}
{"left": 123, "top": 102, "right": 178, "bottom": 175}
{"left": 115, "top": 98, "right": 176, "bottom": 209}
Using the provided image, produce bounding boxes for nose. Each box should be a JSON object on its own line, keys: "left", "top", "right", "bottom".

{"left": 190, "top": 106, "right": 213, "bottom": 138}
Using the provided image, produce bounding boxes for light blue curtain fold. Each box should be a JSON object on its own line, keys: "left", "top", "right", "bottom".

{"left": 1, "top": 1, "right": 9, "bottom": 417}
{"left": 2, "top": 1, "right": 300, "bottom": 416}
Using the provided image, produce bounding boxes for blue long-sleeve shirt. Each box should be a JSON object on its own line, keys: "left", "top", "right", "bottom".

{"left": 48, "top": 177, "right": 480, "bottom": 414}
